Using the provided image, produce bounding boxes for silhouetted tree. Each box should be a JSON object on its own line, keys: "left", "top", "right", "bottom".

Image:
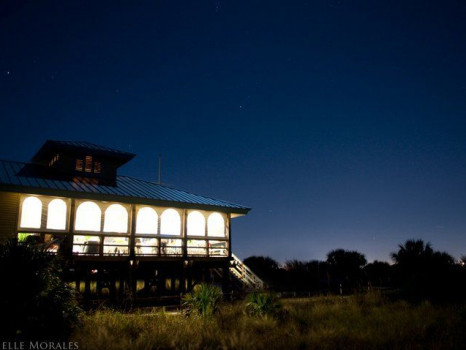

{"left": 326, "top": 249, "right": 367, "bottom": 293}
{"left": 284, "top": 260, "right": 309, "bottom": 291}
{"left": 243, "top": 256, "right": 283, "bottom": 289}
{"left": 391, "top": 239, "right": 459, "bottom": 301}
{"left": 364, "top": 261, "right": 392, "bottom": 288}
{"left": 0, "top": 239, "right": 81, "bottom": 341}
{"left": 283, "top": 260, "right": 328, "bottom": 293}
{"left": 391, "top": 239, "right": 433, "bottom": 268}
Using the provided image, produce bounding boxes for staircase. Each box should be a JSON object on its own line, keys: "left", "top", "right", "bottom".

{"left": 229, "top": 254, "right": 265, "bottom": 290}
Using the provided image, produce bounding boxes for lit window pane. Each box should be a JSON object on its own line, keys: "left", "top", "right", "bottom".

{"left": 135, "top": 237, "right": 158, "bottom": 255}
{"left": 20, "top": 197, "right": 42, "bottom": 229}
{"left": 75, "top": 201, "right": 101, "bottom": 231}
{"left": 104, "top": 204, "right": 128, "bottom": 233}
{"left": 207, "top": 213, "right": 225, "bottom": 237}
{"left": 160, "top": 209, "right": 181, "bottom": 236}
{"left": 103, "top": 236, "right": 129, "bottom": 256}
{"left": 85, "top": 156, "right": 92, "bottom": 172}
{"left": 187, "top": 211, "right": 205, "bottom": 236}
{"left": 76, "top": 159, "right": 83, "bottom": 171}
{"left": 94, "top": 161, "right": 101, "bottom": 174}
{"left": 160, "top": 238, "right": 182, "bottom": 256}
{"left": 18, "top": 233, "right": 40, "bottom": 243}
{"left": 187, "top": 239, "right": 207, "bottom": 256}
{"left": 209, "top": 240, "right": 228, "bottom": 256}
{"left": 73, "top": 235, "right": 100, "bottom": 255}
{"left": 136, "top": 207, "right": 158, "bottom": 234}
{"left": 46, "top": 199, "right": 67, "bottom": 230}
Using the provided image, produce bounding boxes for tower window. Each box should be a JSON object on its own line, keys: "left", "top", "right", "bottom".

{"left": 85, "top": 156, "right": 92, "bottom": 172}
{"left": 49, "top": 154, "right": 60, "bottom": 167}
{"left": 94, "top": 161, "right": 101, "bottom": 174}
{"left": 76, "top": 159, "right": 83, "bottom": 171}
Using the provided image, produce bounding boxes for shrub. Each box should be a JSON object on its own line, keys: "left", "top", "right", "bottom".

{"left": 0, "top": 239, "right": 81, "bottom": 341}
{"left": 183, "top": 283, "right": 222, "bottom": 318}
{"left": 246, "top": 292, "right": 281, "bottom": 317}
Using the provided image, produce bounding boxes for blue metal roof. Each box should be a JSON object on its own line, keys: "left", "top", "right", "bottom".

{"left": 0, "top": 159, "right": 250, "bottom": 213}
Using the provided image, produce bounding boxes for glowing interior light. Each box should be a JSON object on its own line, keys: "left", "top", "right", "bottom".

{"left": 104, "top": 204, "right": 128, "bottom": 233}
{"left": 187, "top": 211, "right": 205, "bottom": 236}
{"left": 46, "top": 199, "right": 67, "bottom": 230}
{"left": 208, "top": 212, "right": 225, "bottom": 237}
{"left": 75, "top": 201, "right": 101, "bottom": 231}
{"left": 160, "top": 209, "right": 181, "bottom": 235}
{"left": 20, "top": 197, "right": 42, "bottom": 229}
{"left": 136, "top": 207, "right": 158, "bottom": 234}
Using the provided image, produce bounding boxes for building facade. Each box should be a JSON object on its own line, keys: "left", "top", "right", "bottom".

{"left": 0, "top": 140, "right": 251, "bottom": 301}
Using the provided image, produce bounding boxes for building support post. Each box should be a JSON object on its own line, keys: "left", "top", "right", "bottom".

{"left": 181, "top": 209, "right": 188, "bottom": 294}
{"left": 67, "top": 199, "right": 76, "bottom": 260}
{"left": 227, "top": 213, "right": 232, "bottom": 259}
{"left": 129, "top": 205, "right": 136, "bottom": 259}
{"left": 128, "top": 205, "right": 137, "bottom": 300}
{"left": 222, "top": 261, "right": 231, "bottom": 297}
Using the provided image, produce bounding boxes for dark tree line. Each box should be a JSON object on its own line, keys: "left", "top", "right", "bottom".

{"left": 244, "top": 239, "right": 466, "bottom": 301}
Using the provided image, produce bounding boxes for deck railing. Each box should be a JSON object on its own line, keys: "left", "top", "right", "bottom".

{"left": 71, "top": 234, "right": 229, "bottom": 258}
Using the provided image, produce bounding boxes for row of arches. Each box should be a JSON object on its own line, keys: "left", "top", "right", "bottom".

{"left": 136, "top": 208, "right": 225, "bottom": 237}
{"left": 20, "top": 197, "right": 226, "bottom": 237}
{"left": 20, "top": 197, "right": 66, "bottom": 230}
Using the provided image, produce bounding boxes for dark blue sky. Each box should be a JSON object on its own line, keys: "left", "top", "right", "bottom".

{"left": 1, "top": 0, "right": 465, "bottom": 263}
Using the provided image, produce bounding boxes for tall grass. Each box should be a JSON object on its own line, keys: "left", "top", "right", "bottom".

{"left": 72, "top": 293, "right": 466, "bottom": 350}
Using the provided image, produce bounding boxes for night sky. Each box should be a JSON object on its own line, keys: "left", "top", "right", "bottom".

{"left": 1, "top": 0, "right": 466, "bottom": 263}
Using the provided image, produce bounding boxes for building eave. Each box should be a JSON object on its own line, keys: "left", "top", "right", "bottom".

{"left": 0, "top": 183, "right": 251, "bottom": 216}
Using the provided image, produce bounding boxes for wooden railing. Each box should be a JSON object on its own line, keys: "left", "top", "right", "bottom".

{"left": 230, "top": 254, "right": 265, "bottom": 290}
{"left": 71, "top": 234, "right": 229, "bottom": 258}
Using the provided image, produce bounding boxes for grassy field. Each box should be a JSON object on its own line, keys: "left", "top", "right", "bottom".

{"left": 72, "top": 293, "right": 466, "bottom": 350}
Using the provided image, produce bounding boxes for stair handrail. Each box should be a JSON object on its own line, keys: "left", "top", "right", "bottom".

{"left": 231, "top": 254, "right": 265, "bottom": 289}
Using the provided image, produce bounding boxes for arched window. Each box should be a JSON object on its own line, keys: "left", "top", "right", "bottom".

{"left": 104, "top": 204, "right": 128, "bottom": 233}
{"left": 136, "top": 207, "right": 158, "bottom": 234}
{"left": 207, "top": 212, "right": 225, "bottom": 237}
{"left": 46, "top": 199, "right": 67, "bottom": 230}
{"left": 160, "top": 209, "right": 181, "bottom": 236}
{"left": 75, "top": 201, "right": 101, "bottom": 232}
{"left": 187, "top": 211, "right": 205, "bottom": 236}
{"left": 20, "top": 197, "right": 42, "bottom": 229}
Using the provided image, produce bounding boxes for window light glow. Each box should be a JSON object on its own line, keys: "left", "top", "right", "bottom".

{"left": 136, "top": 207, "right": 158, "bottom": 234}
{"left": 46, "top": 199, "right": 67, "bottom": 230}
{"left": 104, "top": 204, "right": 128, "bottom": 233}
{"left": 94, "top": 161, "right": 101, "bottom": 174}
{"left": 160, "top": 209, "right": 181, "bottom": 236}
{"left": 187, "top": 211, "right": 205, "bottom": 236}
{"left": 135, "top": 237, "right": 158, "bottom": 255}
{"left": 75, "top": 159, "right": 83, "bottom": 171}
{"left": 207, "top": 212, "right": 225, "bottom": 237}
{"left": 103, "top": 236, "right": 129, "bottom": 255}
{"left": 20, "top": 197, "right": 42, "bottom": 229}
{"left": 85, "top": 156, "right": 92, "bottom": 172}
{"left": 75, "top": 201, "right": 101, "bottom": 231}
{"left": 187, "top": 239, "right": 207, "bottom": 256}
{"left": 73, "top": 235, "right": 100, "bottom": 255}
